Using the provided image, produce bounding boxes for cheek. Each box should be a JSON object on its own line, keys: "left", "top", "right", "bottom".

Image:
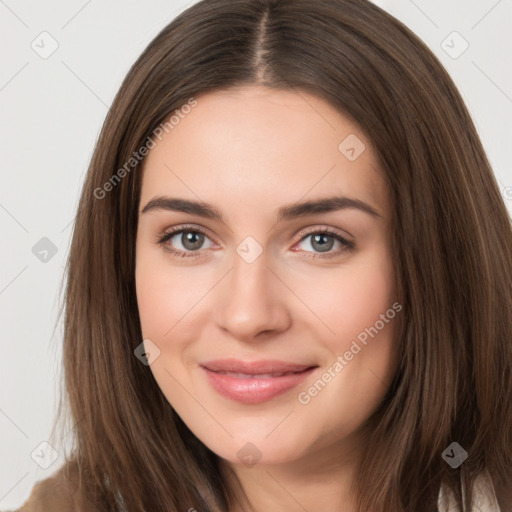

{"left": 135, "top": 248, "right": 210, "bottom": 339}
{"left": 290, "top": 246, "right": 399, "bottom": 414}
{"left": 290, "top": 248, "right": 396, "bottom": 349}
{"left": 337, "top": 264, "right": 396, "bottom": 349}
{"left": 136, "top": 265, "right": 172, "bottom": 338}
{"left": 135, "top": 252, "right": 203, "bottom": 401}
{"left": 290, "top": 264, "right": 398, "bottom": 445}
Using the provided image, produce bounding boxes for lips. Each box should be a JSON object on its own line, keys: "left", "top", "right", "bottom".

{"left": 202, "top": 358, "right": 314, "bottom": 375}
{"left": 200, "top": 358, "right": 318, "bottom": 404}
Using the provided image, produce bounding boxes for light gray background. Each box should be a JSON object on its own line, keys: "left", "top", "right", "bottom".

{"left": 1, "top": 0, "right": 511, "bottom": 509}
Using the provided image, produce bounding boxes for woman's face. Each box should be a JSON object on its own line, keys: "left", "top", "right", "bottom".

{"left": 135, "top": 85, "right": 399, "bottom": 467}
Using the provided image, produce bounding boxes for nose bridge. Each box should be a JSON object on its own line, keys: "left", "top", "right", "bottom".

{"left": 214, "top": 240, "right": 290, "bottom": 339}
{"left": 231, "top": 244, "right": 269, "bottom": 300}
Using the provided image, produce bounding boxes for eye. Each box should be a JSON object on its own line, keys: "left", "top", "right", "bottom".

{"left": 293, "top": 227, "right": 355, "bottom": 259}
{"left": 157, "top": 225, "right": 215, "bottom": 259}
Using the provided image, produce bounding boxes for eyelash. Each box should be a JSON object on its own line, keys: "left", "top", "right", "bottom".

{"left": 156, "top": 224, "right": 355, "bottom": 260}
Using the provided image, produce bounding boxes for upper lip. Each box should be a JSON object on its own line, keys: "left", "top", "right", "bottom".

{"left": 200, "top": 358, "right": 317, "bottom": 375}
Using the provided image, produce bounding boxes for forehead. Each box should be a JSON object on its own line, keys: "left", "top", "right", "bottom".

{"left": 140, "top": 85, "right": 389, "bottom": 220}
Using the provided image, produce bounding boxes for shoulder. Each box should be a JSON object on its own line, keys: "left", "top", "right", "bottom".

{"left": 5, "top": 460, "right": 99, "bottom": 512}
{"left": 438, "top": 471, "right": 502, "bottom": 512}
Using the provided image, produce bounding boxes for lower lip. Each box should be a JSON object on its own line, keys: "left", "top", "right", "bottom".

{"left": 201, "top": 366, "right": 316, "bottom": 404}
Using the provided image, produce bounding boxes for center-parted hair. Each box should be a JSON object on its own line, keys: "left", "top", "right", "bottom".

{"left": 52, "top": 1, "right": 512, "bottom": 511}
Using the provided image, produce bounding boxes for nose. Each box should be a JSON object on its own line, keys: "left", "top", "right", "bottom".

{"left": 214, "top": 248, "right": 291, "bottom": 342}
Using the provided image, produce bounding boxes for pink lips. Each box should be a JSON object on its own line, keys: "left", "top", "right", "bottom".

{"left": 201, "top": 358, "right": 317, "bottom": 404}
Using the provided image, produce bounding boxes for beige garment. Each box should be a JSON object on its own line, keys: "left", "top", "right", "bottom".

{"left": 437, "top": 471, "right": 502, "bottom": 512}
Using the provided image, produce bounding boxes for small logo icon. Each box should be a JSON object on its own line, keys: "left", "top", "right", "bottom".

{"left": 32, "top": 237, "right": 58, "bottom": 263}
{"left": 134, "top": 338, "right": 161, "bottom": 366}
{"left": 236, "top": 236, "right": 263, "bottom": 264}
{"left": 441, "top": 31, "right": 469, "bottom": 59}
{"left": 31, "top": 31, "right": 59, "bottom": 59}
{"left": 237, "top": 442, "right": 262, "bottom": 466}
{"left": 338, "top": 134, "right": 366, "bottom": 161}
{"left": 441, "top": 441, "right": 468, "bottom": 468}
{"left": 31, "top": 441, "right": 59, "bottom": 469}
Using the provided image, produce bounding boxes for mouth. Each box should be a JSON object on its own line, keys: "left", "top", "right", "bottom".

{"left": 200, "top": 359, "right": 318, "bottom": 404}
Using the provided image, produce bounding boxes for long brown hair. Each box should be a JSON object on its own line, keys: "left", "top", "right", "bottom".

{"left": 50, "top": 0, "right": 512, "bottom": 510}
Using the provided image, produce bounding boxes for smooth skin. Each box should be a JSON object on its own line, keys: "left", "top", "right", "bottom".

{"left": 135, "top": 85, "right": 399, "bottom": 512}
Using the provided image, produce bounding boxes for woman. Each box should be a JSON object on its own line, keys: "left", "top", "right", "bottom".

{"left": 10, "top": 0, "right": 512, "bottom": 511}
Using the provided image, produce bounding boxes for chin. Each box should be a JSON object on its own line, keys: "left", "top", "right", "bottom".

{"left": 196, "top": 423, "right": 315, "bottom": 467}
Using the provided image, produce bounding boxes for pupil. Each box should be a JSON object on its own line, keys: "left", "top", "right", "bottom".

{"left": 312, "top": 234, "right": 333, "bottom": 252}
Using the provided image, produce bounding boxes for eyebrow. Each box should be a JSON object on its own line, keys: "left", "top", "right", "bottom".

{"left": 140, "top": 195, "right": 382, "bottom": 221}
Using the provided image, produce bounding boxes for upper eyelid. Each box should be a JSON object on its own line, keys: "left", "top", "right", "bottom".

{"left": 160, "top": 224, "right": 216, "bottom": 243}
